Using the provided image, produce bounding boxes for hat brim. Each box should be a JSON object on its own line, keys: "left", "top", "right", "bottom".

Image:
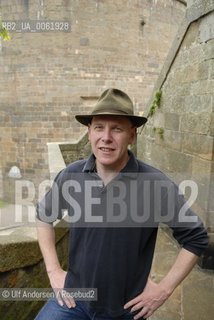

{"left": 75, "top": 113, "right": 147, "bottom": 128}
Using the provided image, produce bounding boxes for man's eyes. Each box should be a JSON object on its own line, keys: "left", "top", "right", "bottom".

{"left": 113, "top": 127, "right": 123, "bottom": 132}
{"left": 94, "top": 125, "right": 104, "bottom": 130}
{"left": 93, "top": 126, "right": 123, "bottom": 132}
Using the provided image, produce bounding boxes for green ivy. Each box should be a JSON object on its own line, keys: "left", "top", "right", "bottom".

{"left": 153, "top": 127, "right": 164, "bottom": 140}
{"left": 148, "top": 90, "right": 162, "bottom": 117}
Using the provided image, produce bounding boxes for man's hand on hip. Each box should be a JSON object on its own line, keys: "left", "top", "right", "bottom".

{"left": 48, "top": 267, "right": 76, "bottom": 309}
{"left": 124, "top": 278, "right": 170, "bottom": 319}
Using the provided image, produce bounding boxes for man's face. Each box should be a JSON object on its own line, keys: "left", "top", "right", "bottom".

{"left": 88, "top": 115, "right": 136, "bottom": 171}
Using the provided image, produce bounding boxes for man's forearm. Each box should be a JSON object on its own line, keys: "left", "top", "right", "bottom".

{"left": 158, "top": 248, "right": 199, "bottom": 296}
{"left": 36, "top": 219, "right": 61, "bottom": 274}
{"left": 124, "top": 248, "right": 199, "bottom": 319}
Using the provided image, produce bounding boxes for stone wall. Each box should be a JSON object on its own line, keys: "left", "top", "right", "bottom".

{"left": 150, "top": 227, "right": 214, "bottom": 320}
{"left": 139, "top": 0, "right": 214, "bottom": 319}
{"left": 139, "top": 0, "right": 214, "bottom": 234}
{"left": 0, "top": 0, "right": 186, "bottom": 201}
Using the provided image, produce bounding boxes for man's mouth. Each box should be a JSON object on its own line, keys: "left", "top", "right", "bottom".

{"left": 99, "top": 147, "right": 115, "bottom": 152}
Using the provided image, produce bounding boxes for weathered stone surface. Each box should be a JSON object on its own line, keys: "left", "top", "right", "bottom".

{"left": 180, "top": 112, "right": 211, "bottom": 134}
{"left": 181, "top": 19, "right": 199, "bottom": 48}
{"left": 0, "top": 0, "right": 186, "bottom": 203}
{"left": 182, "top": 95, "right": 212, "bottom": 113}
{"left": 199, "top": 11, "right": 214, "bottom": 43}
{"left": 140, "top": 8, "right": 214, "bottom": 320}
{"left": 164, "top": 113, "right": 180, "bottom": 131}
{"left": 161, "top": 130, "right": 182, "bottom": 151}
{"left": 182, "top": 268, "right": 214, "bottom": 320}
{"left": 186, "top": 0, "right": 214, "bottom": 23}
{"left": 192, "top": 156, "right": 212, "bottom": 184}
{"left": 182, "top": 133, "right": 213, "bottom": 160}
{"left": 190, "top": 79, "right": 214, "bottom": 95}
{"left": 151, "top": 145, "right": 193, "bottom": 174}
{"left": 210, "top": 113, "right": 214, "bottom": 136}
{"left": 0, "top": 229, "right": 69, "bottom": 320}
{"left": 210, "top": 59, "right": 214, "bottom": 80}
{"left": 150, "top": 228, "right": 214, "bottom": 320}
{"left": 0, "top": 222, "right": 68, "bottom": 272}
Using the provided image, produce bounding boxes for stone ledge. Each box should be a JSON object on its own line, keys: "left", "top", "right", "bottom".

{"left": 0, "top": 220, "right": 68, "bottom": 272}
{"left": 0, "top": 133, "right": 90, "bottom": 273}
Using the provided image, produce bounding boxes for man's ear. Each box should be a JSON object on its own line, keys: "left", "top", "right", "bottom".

{"left": 129, "top": 127, "right": 137, "bottom": 145}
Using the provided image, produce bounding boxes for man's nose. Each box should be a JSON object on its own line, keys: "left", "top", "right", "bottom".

{"left": 101, "top": 128, "right": 112, "bottom": 143}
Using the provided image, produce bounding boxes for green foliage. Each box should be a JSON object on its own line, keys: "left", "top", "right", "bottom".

{"left": 148, "top": 90, "right": 162, "bottom": 117}
{"left": 153, "top": 127, "right": 164, "bottom": 140}
{"left": 0, "top": 19, "right": 11, "bottom": 41}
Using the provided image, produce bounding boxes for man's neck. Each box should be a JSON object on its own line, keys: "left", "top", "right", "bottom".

{"left": 95, "top": 153, "right": 130, "bottom": 185}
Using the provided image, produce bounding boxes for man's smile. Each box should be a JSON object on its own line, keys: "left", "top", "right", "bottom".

{"left": 99, "top": 147, "right": 115, "bottom": 152}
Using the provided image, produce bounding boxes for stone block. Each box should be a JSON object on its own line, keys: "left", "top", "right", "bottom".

{"left": 180, "top": 112, "right": 211, "bottom": 134}
{"left": 169, "top": 95, "right": 186, "bottom": 113}
{"left": 197, "top": 60, "right": 210, "bottom": 80}
{"left": 202, "top": 37, "right": 214, "bottom": 60}
{"left": 192, "top": 156, "right": 212, "bottom": 184}
{"left": 153, "top": 112, "right": 165, "bottom": 128}
{"left": 150, "top": 144, "right": 193, "bottom": 175}
{"left": 162, "top": 130, "right": 182, "bottom": 151}
{"left": 183, "top": 95, "right": 212, "bottom": 113}
{"left": 182, "top": 132, "right": 213, "bottom": 160}
{"left": 164, "top": 113, "right": 180, "bottom": 131}
{"left": 183, "top": 63, "right": 200, "bottom": 82}
{"left": 190, "top": 79, "right": 214, "bottom": 95}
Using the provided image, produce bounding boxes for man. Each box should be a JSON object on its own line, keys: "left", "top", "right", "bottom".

{"left": 35, "top": 88, "right": 208, "bottom": 320}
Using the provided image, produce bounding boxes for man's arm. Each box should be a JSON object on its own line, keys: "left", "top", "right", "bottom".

{"left": 124, "top": 248, "right": 199, "bottom": 319}
{"left": 36, "top": 219, "right": 75, "bottom": 308}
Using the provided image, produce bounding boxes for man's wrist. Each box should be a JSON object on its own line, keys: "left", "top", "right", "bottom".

{"left": 158, "top": 279, "right": 175, "bottom": 297}
{"left": 46, "top": 265, "right": 61, "bottom": 275}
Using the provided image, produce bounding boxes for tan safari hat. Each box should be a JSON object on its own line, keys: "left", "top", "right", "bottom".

{"left": 75, "top": 88, "right": 147, "bottom": 128}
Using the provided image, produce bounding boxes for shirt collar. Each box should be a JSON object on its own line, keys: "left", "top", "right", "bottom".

{"left": 83, "top": 151, "right": 139, "bottom": 178}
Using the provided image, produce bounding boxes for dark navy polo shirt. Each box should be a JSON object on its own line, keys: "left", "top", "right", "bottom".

{"left": 36, "top": 151, "right": 208, "bottom": 317}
